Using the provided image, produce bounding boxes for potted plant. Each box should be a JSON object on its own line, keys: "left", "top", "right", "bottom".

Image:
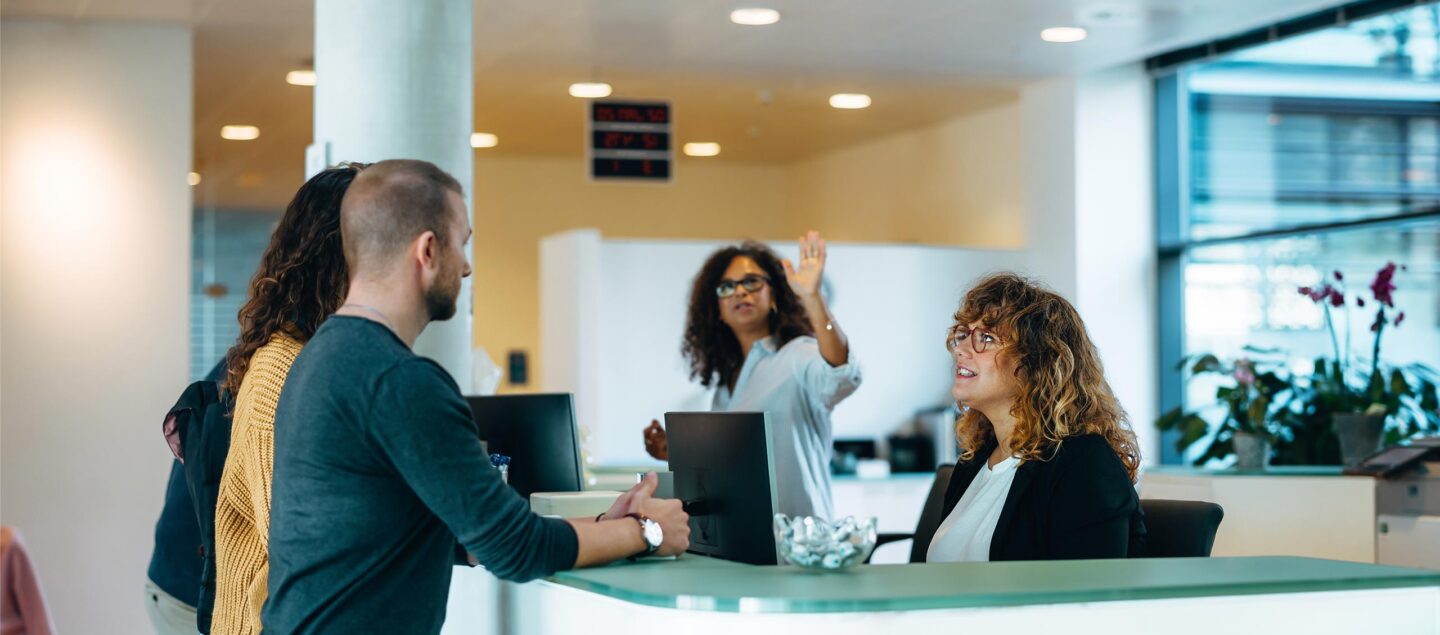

{"left": 1294, "top": 263, "right": 1440, "bottom": 466}
{"left": 1156, "top": 350, "right": 1297, "bottom": 469}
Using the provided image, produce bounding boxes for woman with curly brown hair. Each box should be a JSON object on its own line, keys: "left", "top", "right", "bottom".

{"left": 926, "top": 272, "right": 1146, "bottom": 562}
{"left": 211, "top": 163, "right": 366, "bottom": 634}
{"left": 643, "top": 231, "right": 861, "bottom": 519}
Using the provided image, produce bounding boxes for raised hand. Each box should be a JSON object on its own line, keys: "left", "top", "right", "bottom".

{"left": 642, "top": 419, "right": 668, "bottom": 461}
{"left": 782, "top": 230, "right": 826, "bottom": 301}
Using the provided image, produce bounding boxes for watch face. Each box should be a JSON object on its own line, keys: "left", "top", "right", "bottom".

{"left": 642, "top": 519, "right": 664, "bottom": 548}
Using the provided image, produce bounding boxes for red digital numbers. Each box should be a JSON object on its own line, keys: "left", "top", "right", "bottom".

{"left": 592, "top": 104, "right": 668, "bottom": 124}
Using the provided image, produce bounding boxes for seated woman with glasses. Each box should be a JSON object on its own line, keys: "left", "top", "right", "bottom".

{"left": 926, "top": 272, "right": 1145, "bottom": 562}
{"left": 642, "top": 231, "right": 861, "bottom": 519}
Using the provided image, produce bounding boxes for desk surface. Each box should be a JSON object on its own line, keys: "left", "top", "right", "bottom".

{"left": 547, "top": 556, "right": 1440, "bottom": 613}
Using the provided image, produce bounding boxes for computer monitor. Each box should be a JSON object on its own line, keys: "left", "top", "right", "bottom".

{"left": 665, "top": 411, "right": 780, "bottom": 566}
{"left": 465, "top": 393, "right": 585, "bottom": 499}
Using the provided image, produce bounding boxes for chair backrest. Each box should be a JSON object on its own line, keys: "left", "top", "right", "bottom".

{"left": 907, "top": 464, "right": 955, "bottom": 563}
{"left": 1138, "top": 499, "right": 1224, "bottom": 558}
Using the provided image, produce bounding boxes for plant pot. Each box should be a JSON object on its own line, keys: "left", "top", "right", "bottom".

{"left": 1232, "top": 432, "right": 1271, "bottom": 470}
{"left": 1334, "top": 413, "right": 1386, "bottom": 467}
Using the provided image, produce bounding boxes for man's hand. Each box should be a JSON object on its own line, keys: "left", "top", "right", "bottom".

{"left": 628, "top": 472, "right": 690, "bottom": 557}
{"left": 599, "top": 473, "right": 650, "bottom": 521}
{"left": 643, "top": 419, "right": 669, "bottom": 461}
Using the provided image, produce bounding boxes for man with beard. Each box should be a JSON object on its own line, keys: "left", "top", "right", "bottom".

{"left": 263, "top": 160, "right": 688, "bottom": 634}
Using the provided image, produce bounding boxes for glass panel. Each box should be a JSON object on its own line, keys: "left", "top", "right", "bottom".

{"left": 190, "top": 207, "right": 281, "bottom": 379}
{"left": 1185, "top": 4, "right": 1440, "bottom": 240}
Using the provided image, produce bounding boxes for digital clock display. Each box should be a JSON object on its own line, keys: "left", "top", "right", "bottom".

{"left": 587, "top": 100, "right": 673, "bottom": 183}
{"left": 591, "top": 104, "right": 670, "bottom": 125}
{"left": 591, "top": 131, "right": 670, "bottom": 152}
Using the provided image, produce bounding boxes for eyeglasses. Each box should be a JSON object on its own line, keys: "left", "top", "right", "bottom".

{"left": 716, "top": 275, "right": 769, "bottom": 298}
{"left": 947, "top": 328, "right": 1001, "bottom": 355}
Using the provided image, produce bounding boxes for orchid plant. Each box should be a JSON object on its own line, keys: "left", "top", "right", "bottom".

{"left": 1156, "top": 349, "right": 1299, "bottom": 465}
{"left": 1294, "top": 262, "right": 1439, "bottom": 447}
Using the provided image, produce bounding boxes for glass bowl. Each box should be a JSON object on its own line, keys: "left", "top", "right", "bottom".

{"left": 773, "top": 514, "right": 877, "bottom": 570}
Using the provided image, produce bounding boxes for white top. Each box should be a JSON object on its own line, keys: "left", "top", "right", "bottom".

{"left": 925, "top": 456, "right": 1022, "bottom": 563}
{"left": 713, "top": 335, "right": 862, "bottom": 521}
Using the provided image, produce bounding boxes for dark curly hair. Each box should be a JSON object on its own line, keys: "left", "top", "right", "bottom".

{"left": 951, "top": 272, "right": 1140, "bottom": 482}
{"left": 220, "top": 163, "right": 368, "bottom": 398}
{"left": 682, "top": 241, "right": 814, "bottom": 390}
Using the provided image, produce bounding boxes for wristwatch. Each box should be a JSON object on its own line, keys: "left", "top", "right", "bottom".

{"left": 628, "top": 513, "right": 663, "bottom": 557}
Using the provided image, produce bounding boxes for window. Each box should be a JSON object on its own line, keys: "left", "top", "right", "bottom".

{"left": 1154, "top": 1, "right": 1440, "bottom": 464}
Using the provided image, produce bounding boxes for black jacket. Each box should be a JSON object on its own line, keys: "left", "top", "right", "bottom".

{"left": 937, "top": 433, "right": 1146, "bottom": 560}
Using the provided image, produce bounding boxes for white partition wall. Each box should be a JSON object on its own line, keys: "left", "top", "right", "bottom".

{"left": 541, "top": 231, "right": 1026, "bottom": 466}
{"left": 1, "top": 19, "right": 192, "bottom": 634}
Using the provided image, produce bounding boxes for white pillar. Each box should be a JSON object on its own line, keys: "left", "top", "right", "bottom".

{"left": 1019, "top": 66, "right": 1159, "bottom": 464}
{"left": 314, "top": 0, "right": 474, "bottom": 389}
{"left": 1, "top": 19, "right": 192, "bottom": 634}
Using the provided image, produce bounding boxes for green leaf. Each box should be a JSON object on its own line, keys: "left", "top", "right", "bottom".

{"left": 1155, "top": 406, "right": 1183, "bottom": 431}
{"left": 1192, "top": 354, "right": 1223, "bottom": 375}
{"left": 1390, "top": 369, "right": 1413, "bottom": 398}
{"left": 1178, "top": 415, "right": 1210, "bottom": 452}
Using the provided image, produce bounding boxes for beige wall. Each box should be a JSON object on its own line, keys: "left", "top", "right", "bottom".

{"left": 1, "top": 19, "right": 192, "bottom": 633}
{"left": 470, "top": 156, "right": 792, "bottom": 391}
{"left": 469, "top": 100, "right": 1026, "bottom": 391}
{"left": 785, "top": 101, "right": 1025, "bottom": 249}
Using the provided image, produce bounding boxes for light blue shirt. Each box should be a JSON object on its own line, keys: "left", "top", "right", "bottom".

{"left": 713, "top": 335, "right": 862, "bottom": 520}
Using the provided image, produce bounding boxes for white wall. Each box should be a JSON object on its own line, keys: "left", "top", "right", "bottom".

{"left": 542, "top": 233, "right": 1025, "bottom": 466}
{"left": 1, "top": 19, "right": 192, "bottom": 634}
{"left": 1020, "top": 66, "right": 1159, "bottom": 463}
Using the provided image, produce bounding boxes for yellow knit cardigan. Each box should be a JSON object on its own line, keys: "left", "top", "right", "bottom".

{"left": 212, "top": 331, "right": 303, "bottom": 635}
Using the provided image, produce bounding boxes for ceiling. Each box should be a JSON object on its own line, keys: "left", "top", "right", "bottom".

{"left": 4, "top": 0, "right": 1343, "bottom": 209}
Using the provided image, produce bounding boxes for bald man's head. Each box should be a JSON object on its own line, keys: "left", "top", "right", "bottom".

{"left": 340, "top": 159, "right": 465, "bottom": 275}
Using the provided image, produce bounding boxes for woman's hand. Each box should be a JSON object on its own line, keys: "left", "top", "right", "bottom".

{"left": 643, "top": 419, "right": 669, "bottom": 461}
{"left": 783, "top": 230, "right": 826, "bottom": 301}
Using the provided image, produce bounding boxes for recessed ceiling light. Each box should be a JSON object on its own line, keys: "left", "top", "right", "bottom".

{"left": 286, "top": 70, "right": 316, "bottom": 86}
{"left": 569, "top": 82, "right": 613, "bottom": 99}
{"left": 187, "top": 172, "right": 202, "bottom": 186}
{"left": 829, "top": 93, "right": 871, "bottom": 109}
{"left": 730, "top": 8, "right": 780, "bottom": 26}
{"left": 470, "top": 132, "right": 498, "bottom": 149}
{"left": 220, "top": 125, "right": 260, "bottom": 141}
{"left": 1040, "top": 26, "right": 1087, "bottom": 43}
{"left": 683, "top": 142, "right": 721, "bottom": 157}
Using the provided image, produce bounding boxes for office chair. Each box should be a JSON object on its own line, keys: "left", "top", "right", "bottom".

{"left": 870, "top": 464, "right": 954, "bottom": 563}
{"left": 1137, "top": 499, "right": 1224, "bottom": 558}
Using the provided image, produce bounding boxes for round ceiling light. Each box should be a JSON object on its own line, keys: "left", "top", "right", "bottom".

{"left": 286, "top": 70, "right": 316, "bottom": 86}
{"left": 683, "top": 142, "right": 721, "bottom": 157}
{"left": 1040, "top": 26, "right": 1088, "bottom": 43}
{"left": 220, "top": 125, "right": 260, "bottom": 141}
{"left": 568, "top": 82, "right": 613, "bottom": 99}
{"left": 730, "top": 8, "right": 780, "bottom": 26}
{"left": 828, "top": 93, "right": 872, "bottom": 109}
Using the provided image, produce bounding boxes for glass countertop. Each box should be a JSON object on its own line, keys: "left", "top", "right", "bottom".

{"left": 547, "top": 555, "right": 1439, "bottom": 613}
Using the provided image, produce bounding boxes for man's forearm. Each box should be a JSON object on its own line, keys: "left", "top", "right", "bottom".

{"left": 567, "top": 517, "right": 646, "bottom": 567}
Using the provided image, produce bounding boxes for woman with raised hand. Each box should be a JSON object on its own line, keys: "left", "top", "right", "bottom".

{"left": 644, "top": 231, "right": 861, "bottom": 520}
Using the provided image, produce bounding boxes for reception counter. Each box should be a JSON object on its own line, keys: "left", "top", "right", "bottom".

{"left": 496, "top": 555, "right": 1440, "bottom": 634}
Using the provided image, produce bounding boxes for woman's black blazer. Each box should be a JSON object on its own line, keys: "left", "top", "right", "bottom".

{"left": 934, "top": 433, "right": 1146, "bottom": 560}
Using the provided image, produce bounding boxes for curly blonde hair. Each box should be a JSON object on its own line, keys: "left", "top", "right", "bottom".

{"left": 952, "top": 273, "right": 1140, "bottom": 482}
